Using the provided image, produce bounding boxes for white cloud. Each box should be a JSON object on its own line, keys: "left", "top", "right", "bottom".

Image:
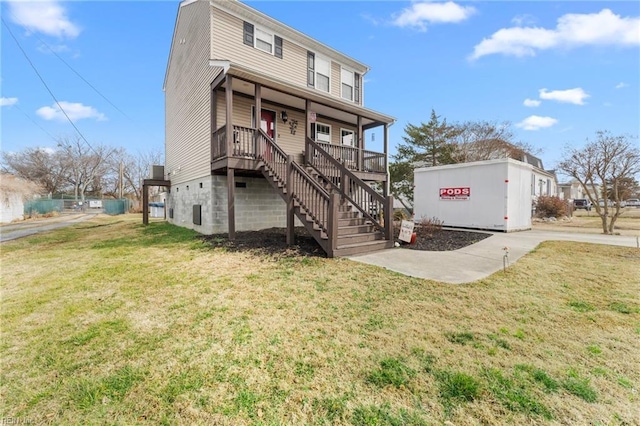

{"left": 523, "top": 98, "right": 541, "bottom": 107}
{"left": 470, "top": 9, "right": 640, "bottom": 60}
{"left": 539, "top": 88, "right": 590, "bottom": 105}
{"left": 8, "top": 0, "right": 81, "bottom": 38}
{"left": 615, "top": 82, "right": 628, "bottom": 89}
{"left": 516, "top": 115, "right": 558, "bottom": 131}
{"left": 37, "top": 42, "right": 70, "bottom": 54}
{"left": 511, "top": 14, "right": 537, "bottom": 27}
{"left": 0, "top": 97, "right": 19, "bottom": 107}
{"left": 36, "top": 102, "right": 106, "bottom": 122}
{"left": 392, "top": 1, "right": 476, "bottom": 31}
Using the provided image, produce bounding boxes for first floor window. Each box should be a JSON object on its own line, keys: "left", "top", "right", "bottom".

{"left": 311, "top": 123, "right": 331, "bottom": 143}
{"left": 341, "top": 129, "right": 355, "bottom": 146}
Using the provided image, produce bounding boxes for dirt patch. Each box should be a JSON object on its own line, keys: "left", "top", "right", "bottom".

{"left": 200, "top": 226, "right": 492, "bottom": 257}
{"left": 200, "top": 227, "right": 326, "bottom": 258}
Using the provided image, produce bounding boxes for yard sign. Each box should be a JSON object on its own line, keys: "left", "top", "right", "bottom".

{"left": 398, "top": 220, "right": 414, "bottom": 243}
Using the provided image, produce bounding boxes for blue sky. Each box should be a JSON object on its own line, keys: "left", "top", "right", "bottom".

{"left": 1, "top": 0, "right": 639, "bottom": 175}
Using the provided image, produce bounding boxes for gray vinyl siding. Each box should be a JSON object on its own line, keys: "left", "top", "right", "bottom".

{"left": 165, "top": 0, "right": 220, "bottom": 185}
{"left": 211, "top": 8, "right": 307, "bottom": 88}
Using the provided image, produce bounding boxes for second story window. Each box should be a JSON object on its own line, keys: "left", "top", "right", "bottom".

{"left": 341, "top": 68, "right": 361, "bottom": 103}
{"left": 243, "top": 21, "right": 282, "bottom": 59}
{"left": 308, "top": 51, "right": 330, "bottom": 93}
{"left": 341, "top": 68, "right": 354, "bottom": 101}
{"left": 255, "top": 28, "right": 273, "bottom": 54}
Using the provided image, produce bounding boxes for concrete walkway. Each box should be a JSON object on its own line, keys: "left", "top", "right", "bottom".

{"left": 348, "top": 229, "right": 639, "bottom": 284}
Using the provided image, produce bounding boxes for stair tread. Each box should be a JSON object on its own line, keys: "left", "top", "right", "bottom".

{"left": 336, "top": 239, "right": 390, "bottom": 249}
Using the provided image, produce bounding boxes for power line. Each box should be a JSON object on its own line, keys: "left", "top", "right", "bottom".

{"left": 12, "top": 103, "right": 57, "bottom": 141}
{"left": 1, "top": 16, "right": 99, "bottom": 157}
{"left": 6, "top": 9, "right": 131, "bottom": 121}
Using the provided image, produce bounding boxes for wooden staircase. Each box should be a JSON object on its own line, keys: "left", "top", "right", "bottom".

{"left": 255, "top": 130, "right": 394, "bottom": 257}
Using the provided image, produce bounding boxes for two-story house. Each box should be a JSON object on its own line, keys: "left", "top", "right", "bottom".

{"left": 155, "top": 0, "right": 396, "bottom": 257}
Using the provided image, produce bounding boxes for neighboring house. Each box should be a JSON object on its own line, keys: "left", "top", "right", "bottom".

{"left": 160, "top": 0, "right": 395, "bottom": 257}
{"left": 558, "top": 179, "right": 585, "bottom": 201}
{"left": 520, "top": 153, "right": 559, "bottom": 201}
{"left": 0, "top": 174, "right": 41, "bottom": 223}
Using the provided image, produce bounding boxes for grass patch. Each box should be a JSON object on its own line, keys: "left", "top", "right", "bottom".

{"left": 1, "top": 215, "right": 638, "bottom": 424}
{"left": 435, "top": 370, "right": 481, "bottom": 402}
{"left": 312, "top": 395, "right": 348, "bottom": 423}
{"left": 444, "top": 331, "right": 475, "bottom": 345}
{"left": 483, "top": 368, "right": 553, "bottom": 419}
{"left": 367, "top": 358, "right": 416, "bottom": 388}
{"left": 352, "top": 403, "right": 428, "bottom": 426}
{"left": 567, "top": 300, "right": 595, "bottom": 312}
{"left": 562, "top": 371, "right": 597, "bottom": 403}
{"left": 608, "top": 301, "right": 636, "bottom": 314}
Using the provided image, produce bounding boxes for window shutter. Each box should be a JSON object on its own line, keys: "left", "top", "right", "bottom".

{"left": 243, "top": 22, "right": 254, "bottom": 46}
{"left": 354, "top": 73, "right": 361, "bottom": 103}
{"left": 274, "top": 35, "right": 283, "bottom": 58}
{"left": 307, "top": 51, "right": 315, "bottom": 87}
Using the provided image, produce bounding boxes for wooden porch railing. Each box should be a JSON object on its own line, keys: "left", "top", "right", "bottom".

{"left": 314, "top": 141, "right": 386, "bottom": 174}
{"left": 211, "top": 125, "right": 227, "bottom": 159}
{"left": 305, "top": 138, "right": 393, "bottom": 240}
{"left": 212, "top": 126, "right": 386, "bottom": 176}
{"left": 257, "top": 130, "right": 333, "bottom": 238}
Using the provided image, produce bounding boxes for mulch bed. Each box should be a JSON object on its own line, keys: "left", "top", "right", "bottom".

{"left": 399, "top": 229, "right": 492, "bottom": 251}
{"left": 199, "top": 227, "right": 326, "bottom": 258}
{"left": 200, "top": 226, "right": 493, "bottom": 257}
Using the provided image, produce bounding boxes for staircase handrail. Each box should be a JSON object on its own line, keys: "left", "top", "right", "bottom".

{"left": 258, "top": 130, "right": 332, "bottom": 236}
{"left": 305, "top": 137, "right": 387, "bottom": 233}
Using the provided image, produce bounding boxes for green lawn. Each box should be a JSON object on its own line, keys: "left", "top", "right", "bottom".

{"left": 1, "top": 215, "right": 639, "bottom": 425}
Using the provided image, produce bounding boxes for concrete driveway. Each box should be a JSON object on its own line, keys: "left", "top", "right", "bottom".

{"left": 348, "top": 229, "right": 639, "bottom": 284}
{"left": 0, "top": 214, "right": 96, "bottom": 243}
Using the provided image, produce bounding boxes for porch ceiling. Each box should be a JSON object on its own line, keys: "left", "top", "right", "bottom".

{"left": 212, "top": 61, "right": 395, "bottom": 129}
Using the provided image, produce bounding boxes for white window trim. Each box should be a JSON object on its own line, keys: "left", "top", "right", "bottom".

{"left": 341, "top": 67, "right": 354, "bottom": 101}
{"left": 313, "top": 122, "right": 331, "bottom": 143}
{"left": 340, "top": 128, "right": 355, "bottom": 147}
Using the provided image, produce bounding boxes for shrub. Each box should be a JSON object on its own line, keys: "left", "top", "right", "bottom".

{"left": 535, "top": 196, "right": 566, "bottom": 218}
{"left": 393, "top": 210, "right": 409, "bottom": 221}
{"left": 414, "top": 216, "right": 443, "bottom": 239}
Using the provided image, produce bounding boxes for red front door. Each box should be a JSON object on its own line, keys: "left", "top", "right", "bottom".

{"left": 260, "top": 110, "right": 275, "bottom": 139}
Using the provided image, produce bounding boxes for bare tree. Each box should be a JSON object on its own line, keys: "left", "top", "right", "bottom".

{"left": 109, "top": 148, "right": 164, "bottom": 201}
{"left": 1, "top": 147, "right": 68, "bottom": 194}
{"left": 558, "top": 131, "right": 640, "bottom": 234}
{"left": 450, "top": 121, "right": 539, "bottom": 163}
{"left": 56, "top": 136, "right": 117, "bottom": 202}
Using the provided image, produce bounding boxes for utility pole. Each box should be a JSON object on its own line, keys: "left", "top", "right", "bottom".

{"left": 119, "top": 161, "right": 123, "bottom": 199}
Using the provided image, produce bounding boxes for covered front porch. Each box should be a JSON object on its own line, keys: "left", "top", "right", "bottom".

{"left": 208, "top": 62, "right": 394, "bottom": 185}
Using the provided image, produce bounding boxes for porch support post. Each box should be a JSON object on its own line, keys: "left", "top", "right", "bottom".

{"left": 142, "top": 183, "right": 149, "bottom": 225}
{"left": 254, "top": 83, "right": 261, "bottom": 156}
{"left": 327, "top": 193, "right": 340, "bottom": 258}
{"left": 383, "top": 123, "right": 389, "bottom": 197}
{"left": 384, "top": 195, "right": 394, "bottom": 241}
{"left": 286, "top": 155, "right": 295, "bottom": 245}
{"left": 227, "top": 167, "right": 236, "bottom": 240}
{"left": 304, "top": 99, "right": 311, "bottom": 164}
{"left": 225, "top": 74, "right": 233, "bottom": 157}
{"left": 210, "top": 84, "right": 217, "bottom": 163}
{"left": 357, "top": 115, "right": 363, "bottom": 172}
